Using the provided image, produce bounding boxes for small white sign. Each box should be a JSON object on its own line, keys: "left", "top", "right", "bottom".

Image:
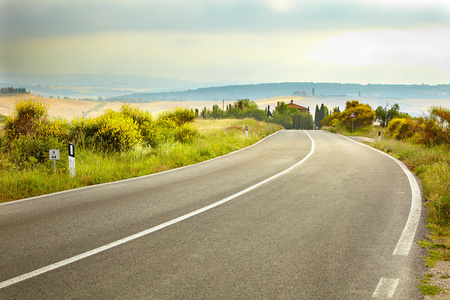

{"left": 49, "top": 149, "right": 60, "bottom": 160}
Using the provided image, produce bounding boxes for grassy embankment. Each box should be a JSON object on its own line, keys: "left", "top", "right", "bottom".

{"left": 327, "top": 125, "right": 450, "bottom": 296}
{"left": 0, "top": 118, "right": 282, "bottom": 203}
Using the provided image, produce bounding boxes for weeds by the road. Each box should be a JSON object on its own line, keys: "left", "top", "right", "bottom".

{"left": 419, "top": 274, "right": 445, "bottom": 296}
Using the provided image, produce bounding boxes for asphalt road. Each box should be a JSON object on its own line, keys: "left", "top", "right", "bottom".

{"left": 0, "top": 130, "right": 426, "bottom": 299}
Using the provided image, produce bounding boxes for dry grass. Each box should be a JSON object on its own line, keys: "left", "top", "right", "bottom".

{"left": 0, "top": 94, "right": 238, "bottom": 120}
{"left": 193, "top": 119, "right": 242, "bottom": 134}
{"left": 0, "top": 93, "right": 310, "bottom": 121}
{"left": 0, "top": 94, "right": 97, "bottom": 120}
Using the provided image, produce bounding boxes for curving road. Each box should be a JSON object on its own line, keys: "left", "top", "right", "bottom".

{"left": 0, "top": 130, "right": 426, "bottom": 299}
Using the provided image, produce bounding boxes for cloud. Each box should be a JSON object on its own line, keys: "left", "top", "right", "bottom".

{"left": 1, "top": 0, "right": 448, "bottom": 41}
{"left": 362, "top": 0, "right": 450, "bottom": 8}
{"left": 1, "top": 0, "right": 449, "bottom": 84}
{"left": 304, "top": 26, "right": 450, "bottom": 73}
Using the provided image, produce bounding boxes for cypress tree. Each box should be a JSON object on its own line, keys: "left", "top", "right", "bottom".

{"left": 314, "top": 105, "right": 319, "bottom": 129}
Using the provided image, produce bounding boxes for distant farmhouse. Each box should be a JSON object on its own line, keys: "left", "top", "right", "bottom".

{"left": 276, "top": 100, "right": 309, "bottom": 113}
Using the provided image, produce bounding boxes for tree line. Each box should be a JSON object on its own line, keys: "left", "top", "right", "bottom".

{"left": 198, "top": 99, "right": 314, "bottom": 130}
{"left": 1, "top": 87, "right": 28, "bottom": 94}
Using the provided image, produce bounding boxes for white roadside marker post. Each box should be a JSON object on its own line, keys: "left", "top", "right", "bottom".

{"left": 68, "top": 143, "right": 75, "bottom": 178}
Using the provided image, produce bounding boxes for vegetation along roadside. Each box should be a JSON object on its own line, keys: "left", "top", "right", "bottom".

{"left": 323, "top": 101, "right": 450, "bottom": 297}
{"left": 0, "top": 99, "right": 282, "bottom": 203}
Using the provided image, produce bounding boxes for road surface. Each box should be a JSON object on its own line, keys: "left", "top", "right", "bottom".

{"left": 0, "top": 130, "right": 426, "bottom": 299}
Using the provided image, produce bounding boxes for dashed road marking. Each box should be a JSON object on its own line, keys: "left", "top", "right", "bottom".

{"left": 372, "top": 277, "right": 399, "bottom": 298}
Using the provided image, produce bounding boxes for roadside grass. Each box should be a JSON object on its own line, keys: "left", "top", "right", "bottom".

{"left": 0, "top": 118, "right": 282, "bottom": 203}
{"left": 419, "top": 273, "right": 445, "bottom": 296}
{"left": 322, "top": 125, "right": 382, "bottom": 139}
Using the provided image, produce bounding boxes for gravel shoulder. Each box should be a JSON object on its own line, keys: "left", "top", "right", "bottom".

{"left": 424, "top": 261, "right": 450, "bottom": 299}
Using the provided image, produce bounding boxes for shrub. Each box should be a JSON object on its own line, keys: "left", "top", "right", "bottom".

{"left": 120, "top": 103, "right": 153, "bottom": 127}
{"left": 37, "top": 118, "right": 71, "bottom": 141}
{"left": 271, "top": 112, "right": 292, "bottom": 129}
{"left": 225, "top": 107, "right": 245, "bottom": 119}
{"left": 385, "top": 117, "right": 416, "bottom": 140}
{"left": 0, "top": 131, "right": 6, "bottom": 152}
{"left": 247, "top": 109, "right": 267, "bottom": 121}
{"left": 322, "top": 113, "right": 338, "bottom": 126}
{"left": 175, "top": 124, "right": 199, "bottom": 143}
{"left": 414, "top": 107, "right": 450, "bottom": 146}
{"left": 158, "top": 107, "right": 196, "bottom": 127}
{"left": 4, "top": 99, "right": 49, "bottom": 140}
{"left": 9, "top": 135, "right": 65, "bottom": 167}
{"left": 337, "top": 100, "right": 375, "bottom": 130}
{"left": 95, "top": 110, "right": 142, "bottom": 151}
{"left": 68, "top": 117, "right": 99, "bottom": 146}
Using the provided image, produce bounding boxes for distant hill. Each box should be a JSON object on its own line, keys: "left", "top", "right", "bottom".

{"left": 1, "top": 73, "right": 449, "bottom": 102}
{"left": 0, "top": 72, "right": 242, "bottom": 99}
{"left": 111, "top": 82, "right": 450, "bottom": 102}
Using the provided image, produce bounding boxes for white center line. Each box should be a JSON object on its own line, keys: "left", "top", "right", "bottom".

{"left": 0, "top": 131, "right": 315, "bottom": 290}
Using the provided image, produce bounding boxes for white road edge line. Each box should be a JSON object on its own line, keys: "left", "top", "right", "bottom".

{"left": 0, "top": 131, "right": 315, "bottom": 290}
{"left": 372, "top": 277, "right": 399, "bottom": 298}
{"left": 341, "top": 135, "right": 421, "bottom": 256}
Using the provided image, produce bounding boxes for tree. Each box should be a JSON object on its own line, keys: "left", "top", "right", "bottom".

{"left": 321, "top": 107, "right": 341, "bottom": 127}
{"left": 211, "top": 105, "right": 223, "bottom": 119}
{"left": 292, "top": 111, "right": 313, "bottom": 129}
{"left": 375, "top": 103, "right": 400, "bottom": 127}
{"left": 338, "top": 101, "right": 375, "bottom": 130}
{"left": 314, "top": 103, "right": 328, "bottom": 129}
{"left": 276, "top": 101, "right": 290, "bottom": 114}
{"left": 314, "top": 104, "right": 319, "bottom": 129}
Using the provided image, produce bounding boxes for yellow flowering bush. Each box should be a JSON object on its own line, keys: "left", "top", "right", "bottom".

{"left": 4, "top": 99, "right": 49, "bottom": 140}
{"left": 68, "top": 117, "right": 99, "bottom": 144}
{"left": 386, "top": 117, "right": 416, "bottom": 140}
{"left": 157, "top": 107, "right": 196, "bottom": 127}
{"left": 95, "top": 109, "right": 142, "bottom": 151}
{"left": 36, "top": 118, "right": 70, "bottom": 141}
{"left": 120, "top": 103, "right": 153, "bottom": 126}
{"left": 175, "top": 124, "right": 199, "bottom": 143}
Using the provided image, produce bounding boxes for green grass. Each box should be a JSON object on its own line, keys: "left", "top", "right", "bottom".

{"left": 0, "top": 118, "right": 282, "bottom": 202}
{"left": 418, "top": 274, "right": 446, "bottom": 296}
{"left": 322, "top": 125, "right": 382, "bottom": 139}
{"left": 418, "top": 284, "right": 444, "bottom": 296}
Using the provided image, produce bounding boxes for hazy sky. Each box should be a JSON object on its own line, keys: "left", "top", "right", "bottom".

{"left": 1, "top": 0, "right": 449, "bottom": 84}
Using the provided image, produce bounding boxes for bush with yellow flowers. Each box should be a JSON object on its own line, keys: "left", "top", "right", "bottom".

{"left": 94, "top": 109, "right": 142, "bottom": 151}
{"left": 4, "top": 99, "right": 49, "bottom": 141}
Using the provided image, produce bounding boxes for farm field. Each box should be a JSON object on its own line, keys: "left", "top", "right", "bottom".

{"left": 1, "top": 93, "right": 449, "bottom": 121}
{"left": 0, "top": 94, "right": 302, "bottom": 120}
